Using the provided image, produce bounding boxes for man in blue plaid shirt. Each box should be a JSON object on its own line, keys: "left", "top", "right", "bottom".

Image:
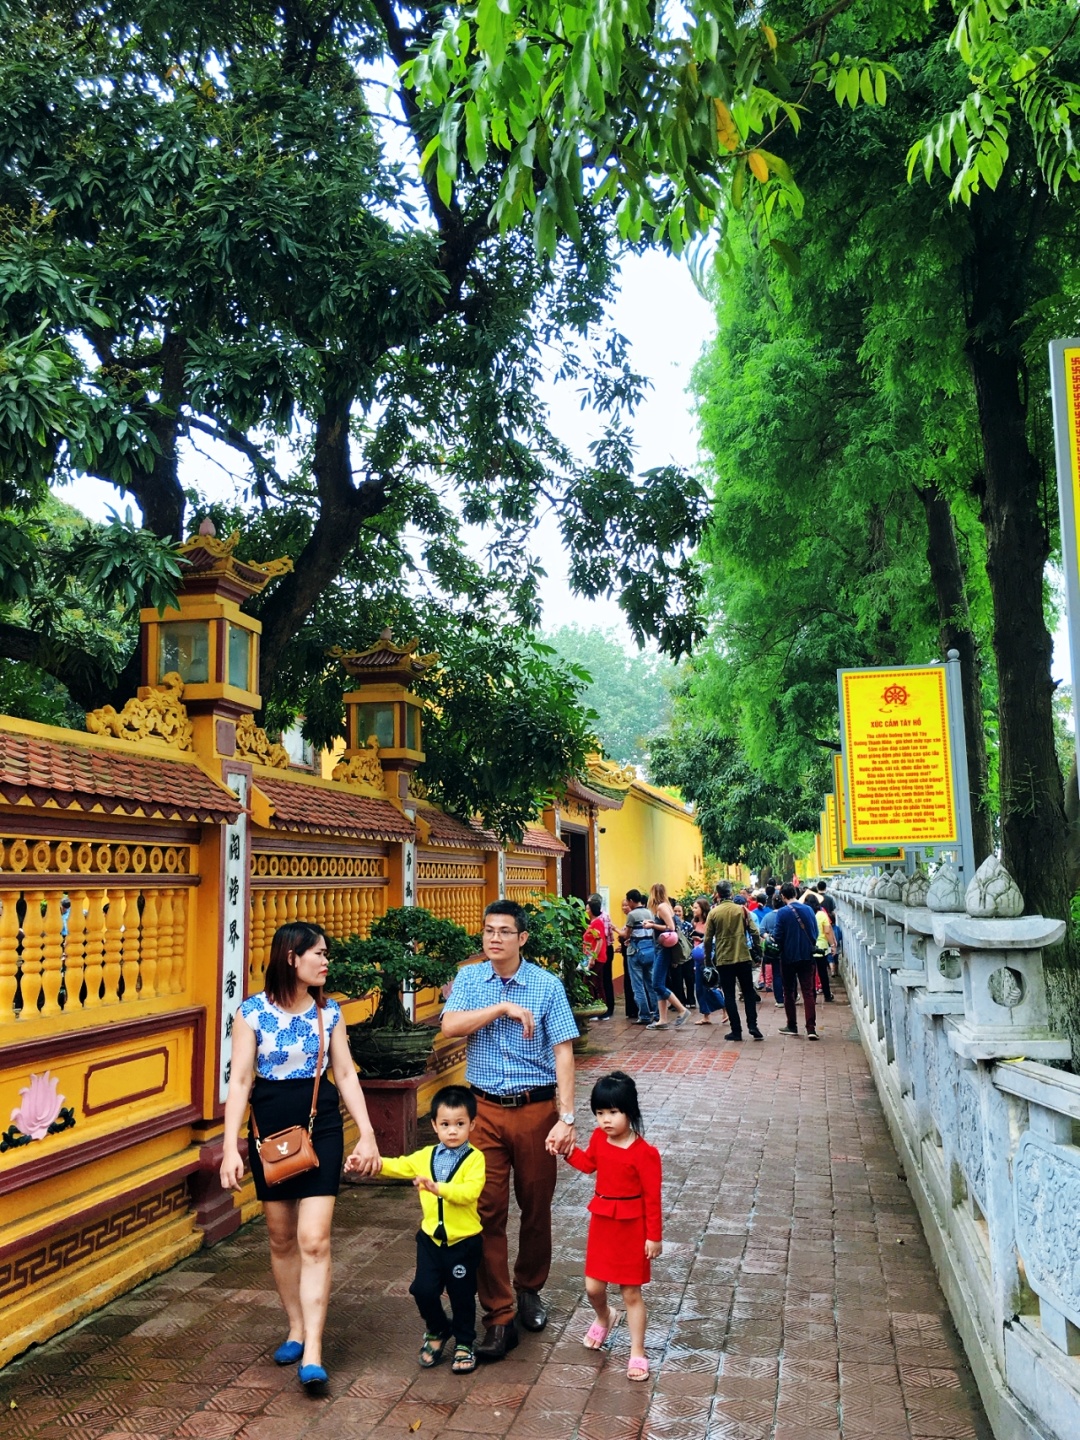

{"left": 441, "top": 899, "right": 579, "bottom": 1361}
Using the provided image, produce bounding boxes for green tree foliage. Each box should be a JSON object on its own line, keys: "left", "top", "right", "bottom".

{"left": 650, "top": 724, "right": 826, "bottom": 871}
{"left": 0, "top": 0, "right": 710, "bottom": 709}
{"left": 408, "top": 0, "right": 905, "bottom": 259}
{"left": 0, "top": 495, "right": 183, "bottom": 711}
{"left": 538, "top": 624, "right": 674, "bottom": 766}
{"left": 412, "top": 0, "right": 1080, "bottom": 260}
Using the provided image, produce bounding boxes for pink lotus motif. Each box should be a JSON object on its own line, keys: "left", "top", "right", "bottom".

{"left": 11, "top": 1070, "right": 65, "bottom": 1140}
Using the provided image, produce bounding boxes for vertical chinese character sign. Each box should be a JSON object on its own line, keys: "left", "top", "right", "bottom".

{"left": 219, "top": 772, "right": 249, "bottom": 1103}
{"left": 1049, "top": 338, "right": 1080, "bottom": 783}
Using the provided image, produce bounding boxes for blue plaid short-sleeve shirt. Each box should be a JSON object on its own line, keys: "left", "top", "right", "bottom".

{"left": 442, "top": 960, "right": 579, "bottom": 1093}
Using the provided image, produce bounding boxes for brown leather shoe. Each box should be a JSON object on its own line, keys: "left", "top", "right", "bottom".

{"left": 475, "top": 1323, "right": 519, "bottom": 1362}
{"left": 516, "top": 1289, "right": 548, "bottom": 1332}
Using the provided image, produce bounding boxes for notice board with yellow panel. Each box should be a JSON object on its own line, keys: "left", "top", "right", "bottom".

{"left": 838, "top": 665, "right": 959, "bottom": 848}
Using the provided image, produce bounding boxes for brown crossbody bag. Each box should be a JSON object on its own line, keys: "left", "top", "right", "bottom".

{"left": 250, "top": 1004, "right": 324, "bottom": 1185}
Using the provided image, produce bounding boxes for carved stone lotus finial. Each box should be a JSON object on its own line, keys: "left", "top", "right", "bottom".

{"left": 927, "top": 861, "right": 965, "bottom": 913}
{"left": 902, "top": 868, "right": 931, "bottom": 908}
{"left": 965, "top": 855, "right": 1024, "bottom": 918}
{"left": 878, "top": 869, "right": 905, "bottom": 902}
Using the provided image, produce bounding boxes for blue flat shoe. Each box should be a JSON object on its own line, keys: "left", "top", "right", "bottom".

{"left": 298, "top": 1363, "right": 328, "bottom": 1390}
{"left": 273, "top": 1340, "right": 304, "bottom": 1365}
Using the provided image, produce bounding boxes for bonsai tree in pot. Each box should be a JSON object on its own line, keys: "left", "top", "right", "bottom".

{"left": 521, "top": 896, "right": 606, "bottom": 1049}
{"left": 326, "top": 907, "right": 474, "bottom": 1078}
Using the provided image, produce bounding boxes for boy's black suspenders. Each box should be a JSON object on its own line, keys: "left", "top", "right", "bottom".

{"left": 430, "top": 1147, "right": 471, "bottom": 1244}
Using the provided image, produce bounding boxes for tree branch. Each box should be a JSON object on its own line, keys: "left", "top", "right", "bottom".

{"left": 255, "top": 396, "right": 394, "bottom": 693}
{"left": 183, "top": 415, "right": 282, "bottom": 494}
{"left": 0, "top": 623, "right": 108, "bottom": 711}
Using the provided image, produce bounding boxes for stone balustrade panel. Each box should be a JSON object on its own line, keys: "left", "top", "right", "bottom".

{"left": 836, "top": 879, "right": 1080, "bottom": 1440}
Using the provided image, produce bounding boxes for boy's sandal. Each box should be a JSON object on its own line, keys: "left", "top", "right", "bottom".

{"left": 627, "top": 1357, "right": 650, "bottom": 1381}
{"left": 418, "top": 1333, "right": 450, "bottom": 1368}
{"left": 583, "top": 1309, "right": 622, "bottom": 1349}
{"left": 451, "top": 1345, "right": 477, "bottom": 1374}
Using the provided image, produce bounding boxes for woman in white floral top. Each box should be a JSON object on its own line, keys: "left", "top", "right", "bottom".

{"left": 220, "top": 922, "right": 381, "bottom": 1392}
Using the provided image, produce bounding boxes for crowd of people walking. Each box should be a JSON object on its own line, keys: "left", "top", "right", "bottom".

{"left": 581, "top": 876, "right": 841, "bottom": 1044}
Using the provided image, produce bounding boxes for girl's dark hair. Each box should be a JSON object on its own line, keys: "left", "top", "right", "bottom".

{"left": 265, "top": 922, "right": 329, "bottom": 1009}
{"left": 803, "top": 891, "right": 821, "bottom": 912}
{"left": 590, "top": 1071, "right": 644, "bottom": 1135}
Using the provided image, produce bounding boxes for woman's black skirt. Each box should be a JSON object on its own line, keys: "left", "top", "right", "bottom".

{"left": 248, "top": 1075, "right": 344, "bottom": 1202}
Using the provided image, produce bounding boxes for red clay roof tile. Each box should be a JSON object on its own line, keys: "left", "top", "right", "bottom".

{"left": 0, "top": 731, "right": 241, "bottom": 823}
{"left": 517, "top": 826, "right": 567, "bottom": 856}
{"left": 419, "top": 807, "right": 498, "bottom": 850}
{"left": 256, "top": 777, "right": 416, "bottom": 841}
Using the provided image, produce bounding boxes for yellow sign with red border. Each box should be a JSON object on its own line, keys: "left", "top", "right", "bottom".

{"left": 839, "top": 666, "right": 958, "bottom": 846}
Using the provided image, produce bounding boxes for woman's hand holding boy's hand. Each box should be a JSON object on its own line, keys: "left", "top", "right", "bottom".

{"left": 344, "top": 1134, "right": 381, "bottom": 1176}
{"left": 645, "top": 1239, "right": 663, "bottom": 1260}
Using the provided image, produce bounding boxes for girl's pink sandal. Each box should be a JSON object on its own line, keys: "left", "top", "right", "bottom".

{"left": 627, "top": 1357, "right": 650, "bottom": 1381}
{"left": 583, "top": 1309, "right": 622, "bottom": 1349}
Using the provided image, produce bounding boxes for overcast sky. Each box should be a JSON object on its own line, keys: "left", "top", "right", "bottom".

{"left": 55, "top": 249, "right": 716, "bottom": 648}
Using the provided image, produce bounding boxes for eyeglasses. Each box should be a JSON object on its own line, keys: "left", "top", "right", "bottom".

{"left": 483, "top": 927, "right": 520, "bottom": 939}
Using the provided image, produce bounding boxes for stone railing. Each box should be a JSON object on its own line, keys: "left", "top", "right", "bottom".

{"left": 837, "top": 862, "right": 1080, "bottom": 1440}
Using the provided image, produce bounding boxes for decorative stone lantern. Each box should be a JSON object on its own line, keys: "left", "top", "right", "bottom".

{"left": 330, "top": 631, "right": 437, "bottom": 801}
{"left": 137, "top": 523, "right": 292, "bottom": 758}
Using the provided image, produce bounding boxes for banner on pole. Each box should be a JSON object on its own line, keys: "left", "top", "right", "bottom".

{"left": 1050, "top": 338, "right": 1080, "bottom": 788}
{"left": 838, "top": 665, "right": 959, "bottom": 847}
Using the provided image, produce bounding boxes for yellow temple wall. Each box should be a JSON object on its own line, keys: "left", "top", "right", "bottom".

{"left": 597, "top": 780, "right": 705, "bottom": 907}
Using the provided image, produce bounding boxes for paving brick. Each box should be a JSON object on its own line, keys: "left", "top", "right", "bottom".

{"left": 0, "top": 997, "right": 993, "bottom": 1438}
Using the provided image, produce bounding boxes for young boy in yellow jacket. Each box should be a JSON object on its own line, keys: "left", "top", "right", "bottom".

{"left": 377, "top": 1085, "right": 485, "bottom": 1373}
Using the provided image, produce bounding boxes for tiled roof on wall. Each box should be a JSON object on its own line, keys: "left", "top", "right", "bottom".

{"left": 0, "top": 730, "right": 241, "bottom": 823}
{"left": 517, "top": 826, "right": 568, "bottom": 856}
{"left": 564, "top": 777, "right": 624, "bottom": 810}
{"left": 256, "top": 777, "right": 415, "bottom": 841}
{"left": 420, "top": 807, "right": 499, "bottom": 850}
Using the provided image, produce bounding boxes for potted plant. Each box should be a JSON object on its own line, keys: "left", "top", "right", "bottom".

{"left": 326, "top": 907, "right": 475, "bottom": 1079}
{"left": 521, "top": 896, "right": 606, "bottom": 1050}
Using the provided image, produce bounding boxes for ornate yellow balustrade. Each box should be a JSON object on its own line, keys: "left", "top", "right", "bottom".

{"left": 248, "top": 842, "right": 389, "bottom": 992}
{"left": 0, "top": 830, "right": 197, "bottom": 1031}
{"left": 505, "top": 851, "right": 549, "bottom": 905}
{"left": 415, "top": 849, "right": 487, "bottom": 934}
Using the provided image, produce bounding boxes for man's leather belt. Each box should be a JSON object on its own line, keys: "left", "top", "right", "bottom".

{"left": 471, "top": 1085, "right": 556, "bottom": 1108}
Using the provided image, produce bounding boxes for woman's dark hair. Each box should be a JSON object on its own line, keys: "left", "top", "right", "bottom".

{"left": 803, "top": 891, "right": 821, "bottom": 912}
{"left": 693, "top": 894, "right": 712, "bottom": 922}
{"left": 265, "top": 922, "right": 329, "bottom": 1009}
{"left": 590, "top": 1071, "right": 644, "bottom": 1135}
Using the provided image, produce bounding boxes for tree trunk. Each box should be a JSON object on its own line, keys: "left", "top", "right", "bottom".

{"left": 916, "top": 483, "right": 993, "bottom": 863}
{"left": 966, "top": 192, "right": 1080, "bottom": 1062}
{"left": 256, "top": 396, "right": 391, "bottom": 696}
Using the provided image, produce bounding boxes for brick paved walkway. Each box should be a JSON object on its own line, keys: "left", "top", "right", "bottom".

{"left": 2, "top": 991, "right": 991, "bottom": 1440}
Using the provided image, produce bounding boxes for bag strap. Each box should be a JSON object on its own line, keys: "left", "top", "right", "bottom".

{"left": 789, "top": 904, "right": 813, "bottom": 941}
{"left": 250, "top": 1001, "right": 325, "bottom": 1141}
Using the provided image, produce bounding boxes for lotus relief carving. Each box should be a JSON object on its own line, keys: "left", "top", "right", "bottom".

{"left": 1, "top": 1070, "right": 77, "bottom": 1151}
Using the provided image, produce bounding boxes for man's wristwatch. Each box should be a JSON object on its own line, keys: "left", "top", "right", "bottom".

{"left": 559, "top": 1111, "right": 576, "bottom": 1126}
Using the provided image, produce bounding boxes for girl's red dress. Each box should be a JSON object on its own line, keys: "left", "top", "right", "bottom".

{"left": 565, "top": 1130, "right": 663, "bottom": 1285}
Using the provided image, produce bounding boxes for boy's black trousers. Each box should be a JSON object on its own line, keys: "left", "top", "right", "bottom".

{"left": 409, "top": 1229, "right": 482, "bottom": 1346}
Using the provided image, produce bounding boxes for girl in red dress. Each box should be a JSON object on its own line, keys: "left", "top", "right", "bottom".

{"left": 564, "top": 1071, "right": 663, "bottom": 1381}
